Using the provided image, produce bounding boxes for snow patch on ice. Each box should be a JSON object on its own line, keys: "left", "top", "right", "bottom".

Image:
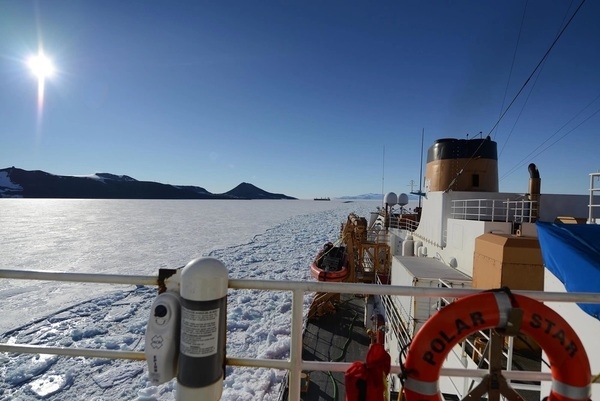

{"left": 5, "top": 354, "right": 59, "bottom": 386}
{"left": 28, "top": 372, "right": 73, "bottom": 397}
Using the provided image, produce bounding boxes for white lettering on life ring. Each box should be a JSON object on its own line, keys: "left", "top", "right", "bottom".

{"left": 180, "top": 306, "right": 219, "bottom": 358}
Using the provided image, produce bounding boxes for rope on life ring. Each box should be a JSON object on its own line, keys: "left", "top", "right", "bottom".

{"left": 400, "top": 289, "right": 591, "bottom": 401}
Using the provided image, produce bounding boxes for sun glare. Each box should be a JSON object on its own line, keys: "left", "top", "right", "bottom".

{"left": 26, "top": 50, "right": 56, "bottom": 125}
{"left": 27, "top": 52, "right": 55, "bottom": 80}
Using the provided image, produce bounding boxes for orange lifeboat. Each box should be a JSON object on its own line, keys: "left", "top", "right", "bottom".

{"left": 310, "top": 242, "right": 349, "bottom": 282}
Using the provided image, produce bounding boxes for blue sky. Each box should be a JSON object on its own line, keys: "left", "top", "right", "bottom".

{"left": 1, "top": 1, "right": 599, "bottom": 199}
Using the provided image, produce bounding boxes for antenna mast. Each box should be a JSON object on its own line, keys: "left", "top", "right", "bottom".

{"left": 381, "top": 145, "right": 385, "bottom": 207}
{"left": 418, "top": 128, "right": 424, "bottom": 208}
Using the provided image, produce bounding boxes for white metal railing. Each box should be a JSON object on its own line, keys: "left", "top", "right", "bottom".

{"left": 506, "top": 199, "right": 538, "bottom": 223}
{"left": 367, "top": 228, "right": 389, "bottom": 244}
{"left": 388, "top": 215, "right": 420, "bottom": 231}
{"left": 380, "top": 292, "right": 412, "bottom": 349}
{"left": 451, "top": 198, "right": 538, "bottom": 223}
{"left": 460, "top": 328, "right": 542, "bottom": 392}
{"left": 2, "top": 268, "right": 600, "bottom": 401}
{"left": 377, "top": 274, "right": 412, "bottom": 350}
{"left": 589, "top": 172, "right": 600, "bottom": 224}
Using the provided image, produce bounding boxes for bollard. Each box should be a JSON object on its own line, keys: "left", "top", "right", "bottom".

{"left": 177, "top": 257, "right": 228, "bottom": 401}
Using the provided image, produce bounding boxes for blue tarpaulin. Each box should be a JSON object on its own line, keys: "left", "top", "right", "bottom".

{"left": 536, "top": 221, "right": 600, "bottom": 319}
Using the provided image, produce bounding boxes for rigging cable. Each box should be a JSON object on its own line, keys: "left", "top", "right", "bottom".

{"left": 501, "top": 94, "right": 600, "bottom": 180}
{"left": 494, "top": 0, "right": 529, "bottom": 142}
{"left": 444, "top": 0, "right": 586, "bottom": 192}
{"left": 485, "top": 0, "right": 586, "bottom": 139}
{"left": 498, "top": 0, "right": 577, "bottom": 158}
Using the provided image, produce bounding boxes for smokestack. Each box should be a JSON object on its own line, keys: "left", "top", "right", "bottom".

{"left": 528, "top": 163, "right": 540, "bottom": 221}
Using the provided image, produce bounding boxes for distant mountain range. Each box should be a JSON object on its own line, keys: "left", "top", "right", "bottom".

{"left": 337, "top": 193, "right": 421, "bottom": 200}
{"left": 338, "top": 193, "right": 384, "bottom": 200}
{"left": 0, "top": 167, "right": 296, "bottom": 200}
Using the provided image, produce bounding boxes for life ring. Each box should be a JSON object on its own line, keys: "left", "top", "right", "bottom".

{"left": 401, "top": 291, "right": 591, "bottom": 401}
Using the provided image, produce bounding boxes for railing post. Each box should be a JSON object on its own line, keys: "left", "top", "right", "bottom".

{"left": 588, "top": 173, "right": 600, "bottom": 224}
{"left": 177, "top": 258, "right": 228, "bottom": 401}
{"left": 288, "top": 288, "right": 304, "bottom": 401}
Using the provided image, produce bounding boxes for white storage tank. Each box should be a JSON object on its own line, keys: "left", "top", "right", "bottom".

{"left": 402, "top": 235, "right": 414, "bottom": 256}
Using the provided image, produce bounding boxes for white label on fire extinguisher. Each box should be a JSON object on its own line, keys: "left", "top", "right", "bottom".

{"left": 180, "top": 306, "right": 219, "bottom": 357}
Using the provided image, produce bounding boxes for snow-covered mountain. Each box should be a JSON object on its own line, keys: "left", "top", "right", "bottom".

{"left": 0, "top": 167, "right": 296, "bottom": 200}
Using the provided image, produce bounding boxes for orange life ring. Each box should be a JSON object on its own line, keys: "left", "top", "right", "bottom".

{"left": 401, "top": 291, "right": 591, "bottom": 401}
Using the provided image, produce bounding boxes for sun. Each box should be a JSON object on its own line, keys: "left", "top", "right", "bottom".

{"left": 27, "top": 52, "right": 55, "bottom": 80}
{"left": 26, "top": 51, "right": 56, "bottom": 113}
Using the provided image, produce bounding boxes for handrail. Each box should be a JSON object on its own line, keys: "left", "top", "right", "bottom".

{"left": 0, "top": 268, "right": 158, "bottom": 285}
{"left": 450, "top": 198, "right": 538, "bottom": 223}
{"left": 388, "top": 215, "right": 419, "bottom": 231}
{"left": 2, "top": 268, "right": 600, "bottom": 401}
{"left": 3, "top": 268, "right": 599, "bottom": 302}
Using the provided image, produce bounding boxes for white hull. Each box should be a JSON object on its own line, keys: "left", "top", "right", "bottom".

{"left": 379, "top": 173, "right": 600, "bottom": 400}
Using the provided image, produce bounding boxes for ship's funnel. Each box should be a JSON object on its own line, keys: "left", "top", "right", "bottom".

{"left": 425, "top": 136, "right": 499, "bottom": 192}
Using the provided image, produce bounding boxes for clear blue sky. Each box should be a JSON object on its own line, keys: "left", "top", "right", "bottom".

{"left": 1, "top": 1, "right": 599, "bottom": 199}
